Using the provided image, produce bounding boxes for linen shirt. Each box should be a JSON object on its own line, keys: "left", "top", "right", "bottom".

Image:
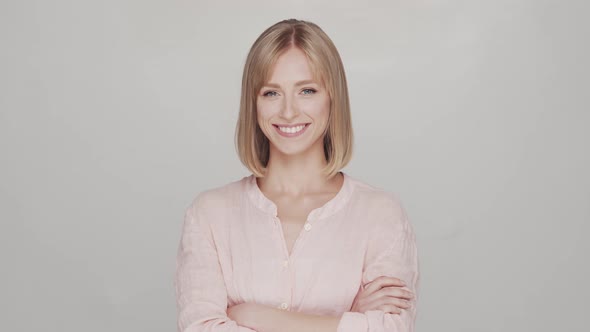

{"left": 175, "top": 172, "right": 419, "bottom": 332}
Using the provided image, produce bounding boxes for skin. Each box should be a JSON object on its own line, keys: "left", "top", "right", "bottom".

{"left": 255, "top": 46, "right": 340, "bottom": 256}
{"left": 227, "top": 46, "right": 414, "bottom": 332}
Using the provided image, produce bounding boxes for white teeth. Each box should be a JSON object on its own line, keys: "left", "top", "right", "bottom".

{"left": 278, "top": 124, "right": 306, "bottom": 134}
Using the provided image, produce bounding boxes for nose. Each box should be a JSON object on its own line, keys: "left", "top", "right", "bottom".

{"left": 279, "top": 94, "right": 299, "bottom": 121}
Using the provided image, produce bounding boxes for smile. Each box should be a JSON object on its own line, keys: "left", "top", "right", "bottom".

{"left": 273, "top": 123, "right": 310, "bottom": 137}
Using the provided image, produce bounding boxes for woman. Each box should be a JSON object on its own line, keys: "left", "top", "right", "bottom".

{"left": 175, "top": 19, "right": 419, "bottom": 332}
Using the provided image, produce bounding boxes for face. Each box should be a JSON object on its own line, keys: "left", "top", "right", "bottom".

{"left": 256, "top": 47, "right": 331, "bottom": 158}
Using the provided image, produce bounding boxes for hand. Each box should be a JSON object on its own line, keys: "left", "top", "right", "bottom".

{"left": 350, "top": 276, "right": 414, "bottom": 314}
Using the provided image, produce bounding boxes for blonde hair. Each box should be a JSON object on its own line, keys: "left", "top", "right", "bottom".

{"left": 234, "top": 19, "right": 353, "bottom": 179}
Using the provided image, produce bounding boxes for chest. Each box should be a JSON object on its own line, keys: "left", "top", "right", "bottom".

{"left": 274, "top": 195, "right": 333, "bottom": 256}
{"left": 220, "top": 207, "right": 366, "bottom": 314}
{"left": 277, "top": 209, "right": 310, "bottom": 256}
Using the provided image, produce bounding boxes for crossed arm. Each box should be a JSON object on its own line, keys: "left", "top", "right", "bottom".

{"left": 226, "top": 276, "right": 414, "bottom": 332}
{"left": 226, "top": 302, "right": 341, "bottom": 332}
{"left": 175, "top": 194, "right": 419, "bottom": 332}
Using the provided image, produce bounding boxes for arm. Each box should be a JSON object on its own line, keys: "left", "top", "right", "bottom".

{"left": 337, "top": 193, "right": 420, "bottom": 332}
{"left": 229, "top": 302, "right": 341, "bottom": 332}
{"left": 175, "top": 194, "right": 256, "bottom": 332}
{"left": 232, "top": 194, "right": 419, "bottom": 332}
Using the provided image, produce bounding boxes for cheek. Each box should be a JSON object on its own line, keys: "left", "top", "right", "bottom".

{"left": 302, "top": 97, "right": 330, "bottom": 119}
{"left": 256, "top": 102, "right": 273, "bottom": 122}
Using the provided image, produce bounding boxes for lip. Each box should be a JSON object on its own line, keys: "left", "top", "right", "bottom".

{"left": 273, "top": 123, "right": 310, "bottom": 138}
{"left": 273, "top": 122, "right": 310, "bottom": 128}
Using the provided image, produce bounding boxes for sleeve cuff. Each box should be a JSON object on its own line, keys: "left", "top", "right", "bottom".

{"left": 337, "top": 311, "right": 368, "bottom": 332}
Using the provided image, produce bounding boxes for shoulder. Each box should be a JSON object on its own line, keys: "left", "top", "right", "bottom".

{"left": 347, "top": 174, "right": 406, "bottom": 214}
{"left": 346, "top": 174, "right": 410, "bottom": 228}
{"left": 185, "top": 175, "right": 249, "bottom": 216}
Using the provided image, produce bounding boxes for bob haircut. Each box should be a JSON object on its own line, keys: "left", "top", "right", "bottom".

{"left": 235, "top": 18, "right": 353, "bottom": 179}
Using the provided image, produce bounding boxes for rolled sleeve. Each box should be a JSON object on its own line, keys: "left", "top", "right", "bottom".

{"left": 337, "top": 311, "right": 369, "bottom": 331}
{"left": 174, "top": 194, "right": 256, "bottom": 332}
{"left": 337, "top": 193, "right": 420, "bottom": 332}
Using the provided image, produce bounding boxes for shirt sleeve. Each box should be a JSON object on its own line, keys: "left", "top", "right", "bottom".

{"left": 174, "top": 194, "right": 256, "bottom": 332}
{"left": 337, "top": 193, "right": 420, "bottom": 332}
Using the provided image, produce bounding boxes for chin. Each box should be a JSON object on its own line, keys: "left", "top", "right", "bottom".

{"left": 274, "top": 145, "right": 311, "bottom": 156}
{"left": 270, "top": 138, "right": 324, "bottom": 157}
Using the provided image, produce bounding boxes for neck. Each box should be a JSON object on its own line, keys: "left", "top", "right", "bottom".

{"left": 259, "top": 141, "right": 340, "bottom": 196}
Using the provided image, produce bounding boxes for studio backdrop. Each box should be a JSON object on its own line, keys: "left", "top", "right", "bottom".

{"left": 2, "top": 1, "right": 588, "bottom": 331}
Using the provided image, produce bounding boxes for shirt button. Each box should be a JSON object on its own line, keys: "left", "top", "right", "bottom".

{"left": 279, "top": 302, "right": 289, "bottom": 310}
{"left": 282, "top": 260, "right": 289, "bottom": 268}
{"left": 304, "top": 223, "right": 312, "bottom": 231}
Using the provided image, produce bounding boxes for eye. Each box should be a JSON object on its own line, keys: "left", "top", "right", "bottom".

{"left": 262, "top": 90, "right": 278, "bottom": 97}
{"left": 302, "top": 88, "right": 317, "bottom": 95}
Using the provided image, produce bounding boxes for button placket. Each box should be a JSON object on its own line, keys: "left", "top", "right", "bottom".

{"left": 281, "top": 256, "right": 292, "bottom": 311}
{"left": 272, "top": 215, "right": 292, "bottom": 312}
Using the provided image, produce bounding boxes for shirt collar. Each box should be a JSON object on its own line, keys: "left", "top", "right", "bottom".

{"left": 245, "top": 171, "right": 354, "bottom": 221}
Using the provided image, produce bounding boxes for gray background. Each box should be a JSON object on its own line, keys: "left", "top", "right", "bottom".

{"left": 2, "top": 0, "right": 588, "bottom": 331}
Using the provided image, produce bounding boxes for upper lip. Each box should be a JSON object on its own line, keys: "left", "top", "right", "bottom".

{"left": 273, "top": 123, "right": 310, "bottom": 128}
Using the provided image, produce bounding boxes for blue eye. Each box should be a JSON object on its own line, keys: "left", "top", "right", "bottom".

{"left": 302, "top": 88, "right": 317, "bottom": 95}
{"left": 263, "top": 90, "right": 278, "bottom": 97}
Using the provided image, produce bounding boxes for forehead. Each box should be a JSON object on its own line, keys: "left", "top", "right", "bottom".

{"left": 265, "top": 47, "right": 322, "bottom": 84}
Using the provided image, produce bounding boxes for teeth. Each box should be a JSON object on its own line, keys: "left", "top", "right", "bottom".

{"left": 278, "top": 124, "right": 306, "bottom": 134}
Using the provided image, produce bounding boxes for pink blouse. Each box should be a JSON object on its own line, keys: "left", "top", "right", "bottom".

{"left": 175, "top": 172, "right": 420, "bottom": 331}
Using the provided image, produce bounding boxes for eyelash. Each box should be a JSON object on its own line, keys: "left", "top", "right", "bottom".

{"left": 262, "top": 88, "right": 317, "bottom": 97}
{"left": 262, "top": 91, "right": 278, "bottom": 97}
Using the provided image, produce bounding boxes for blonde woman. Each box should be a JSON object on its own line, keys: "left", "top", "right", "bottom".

{"left": 175, "top": 19, "right": 419, "bottom": 332}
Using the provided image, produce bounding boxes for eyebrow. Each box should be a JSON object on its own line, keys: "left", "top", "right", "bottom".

{"left": 262, "top": 79, "right": 317, "bottom": 88}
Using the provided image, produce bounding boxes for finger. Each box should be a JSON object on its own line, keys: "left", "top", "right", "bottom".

{"left": 362, "top": 286, "right": 411, "bottom": 306}
{"left": 386, "top": 297, "right": 411, "bottom": 309}
{"left": 375, "top": 293, "right": 411, "bottom": 309}
{"left": 366, "top": 285, "right": 414, "bottom": 302}
{"left": 377, "top": 304, "right": 402, "bottom": 314}
{"left": 363, "top": 292, "right": 410, "bottom": 313}
{"left": 363, "top": 276, "right": 406, "bottom": 295}
{"left": 379, "top": 286, "right": 414, "bottom": 300}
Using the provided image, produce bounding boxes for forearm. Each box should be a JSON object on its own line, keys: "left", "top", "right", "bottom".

{"left": 240, "top": 304, "right": 342, "bottom": 332}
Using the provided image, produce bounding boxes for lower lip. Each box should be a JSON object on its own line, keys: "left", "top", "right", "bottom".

{"left": 274, "top": 124, "right": 310, "bottom": 137}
